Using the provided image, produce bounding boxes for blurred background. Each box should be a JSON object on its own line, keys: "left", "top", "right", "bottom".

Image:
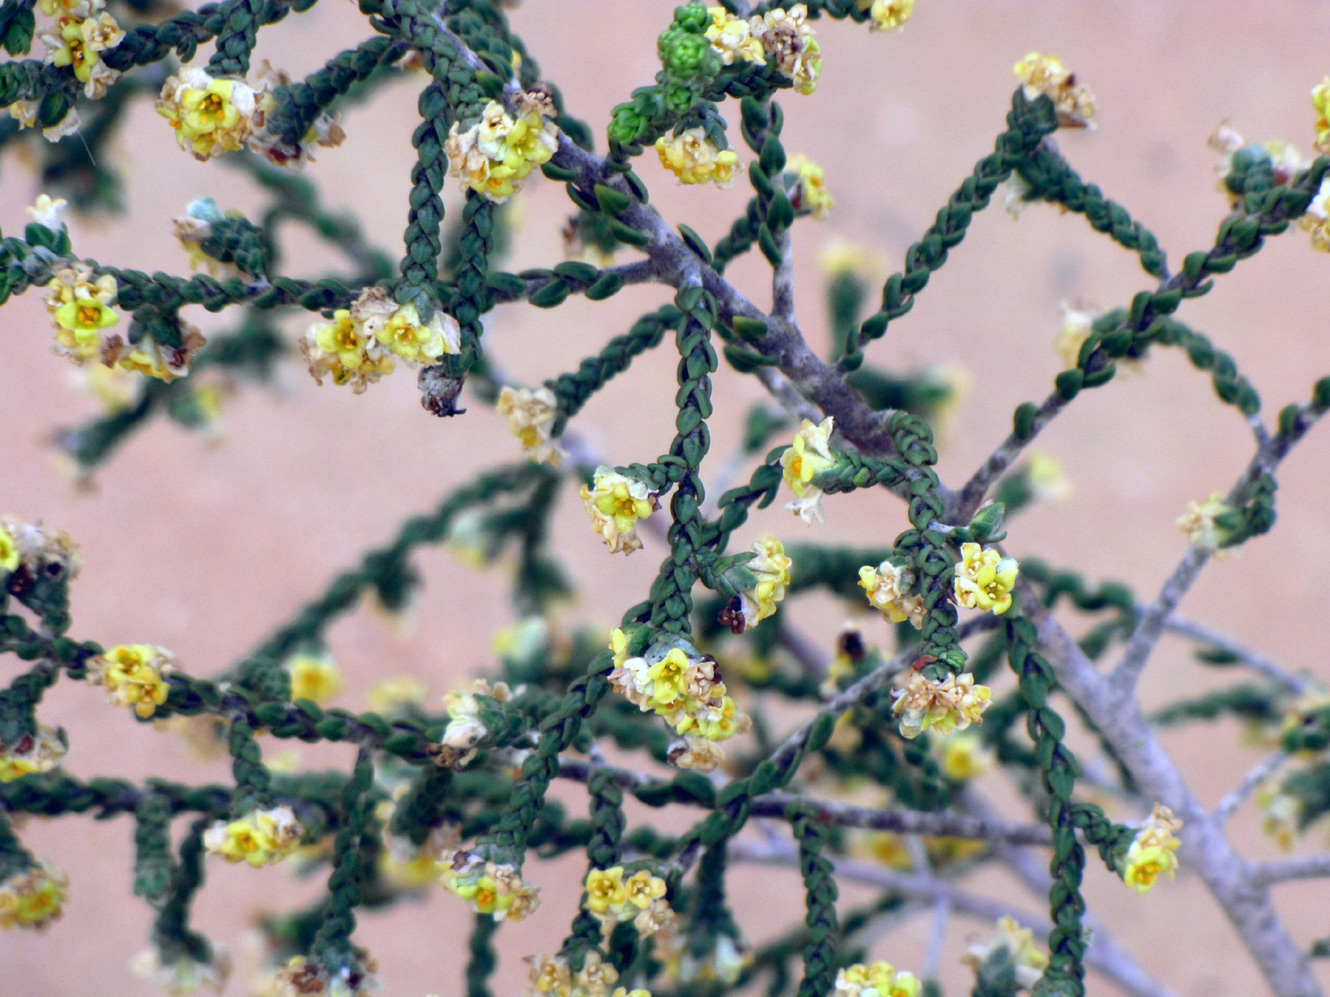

{"left": 2, "top": 1, "right": 1329, "bottom": 993}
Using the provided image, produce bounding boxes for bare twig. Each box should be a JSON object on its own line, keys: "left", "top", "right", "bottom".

{"left": 1250, "top": 855, "right": 1330, "bottom": 887}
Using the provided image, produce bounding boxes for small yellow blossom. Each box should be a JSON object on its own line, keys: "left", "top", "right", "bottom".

{"left": 1026, "top": 451, "right": 1071, "bottom": 502}
{"left": 580, "top": 468, "right": 658, "bottom": 555}
{"left": 869, "top": 0, "right": 915, "bottom": 32}
{"left": 158, "top": 68, "right": 260, "bottom": 160}
{"left": 444, "top": 96, "right": 559, "bottom": 203}
{"left": 666, "top": 734, "right": 727, "bottom": 772}
{"left": 1120, "top": 803, "right": 1182, "bottom": 894}
{"left": 1012, "top": 52, "right": 1095, "bottom": 128}
{"left": 203, "top": 805, "right": 304, "bottom": 867}
{"left": 891, "top": 670, "right": 992, "bottom": 739}
{"left": 962, "top": 916, "right": 1048, "bottom": 990}
{"left": 584, "top": 866, "right": 626, "bottom": 914}
{"left": 437, "top": 679, "right": 511, "bottom": 767}
{"left": 0, "top": 517, "right": 80, "bottom": 581}
{"left": 0, "top": 861, "right": 69, "bottom": 930}
{"left": 749, "top": 4, "right": 821, "bottom": 95}
{"left": 953, "top": 543, "right": 1018, "bottom": 616}
{"left": 377, "top": 302, "right": 460, "bottom": 365}
{"left": 497, "top": 385, "right": 564, "bottom": 466}
{"left": 26, "top": 194, "right": 68, "bottom": 231}
{"left": 1313, "top": 77, "right": 1330, "bottom": 154}
{"left": 859, "top": 559, "right": 924, "bottom": 628}
{"left": 584, "top": 867, "right": 674, "bottom": 939}
{"left": 655, "top": 127, "right": 741, "bottom": 187}
{"left": 720, "top": 537, "right": 792, "bottom": 632}
{"left": 286, "top": 652, "right": 343, "bottom": 704}
{"left": 42, "top": 12, "right": 124, "bottom": 99}
{"left": 0, "top": 725, "right": 67, "bottom": 782}
{"left": 45, "top": 267, "right": 119, "bottom": 363}
{"left": 941, "top": 731, "right": 995, "bottom": 781}
{"left": 129, "top": 945, "right": 231, "bottom": 996}
{"left": 705, "top": 6, "right": 765, "bottom": 65}
{"left": 269, "top": 954, "right": 377, "bottom": 997}
{"left": 780, "top": 416, "right": 836, "bottom": 524}
{"left": 0, "top": 527, "right": 18, "bottom": 573}
{"left": 1302, "top": 176, "right": 1330, "bottom": 253}
{"left": 377, "top": 823, "right": 459, "bottom": 889}
{"left": 89, "top": 643, "right": 174, "bottom": 718}
{"left": 301, "top": 309, "right": 395, "bottom": 393}
{"left": 833, "top": 960, "right": 920, "bottom": 997}
{"left": 440, "top": 850, "right": 539, "bottom": 921}
{"left": 367, "top": 675, "right": 429, "bottom": 715}
{"left": 674, "top": 935, "right": 749, "bottom": 985}
{"left": 1176, "top": 492, "right": 1235, "bottom": 551}
{"left": 1258, "top": 786, "right": 1301, "bottom": 851}
{"left": 786, "top": 154, "right": 834, "bottom": 220}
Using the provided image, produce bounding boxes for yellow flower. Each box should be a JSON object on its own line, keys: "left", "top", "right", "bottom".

{"left": 0, "top": 861, "right": 69, "bottom": 930}
{"left": 497, "top": 385, "right": 563, "bottom": 466}
{"left": 42, "top": 13, "right": 123, "bottom": 98}
{"left": 444, "top": 96, "right": 559, "bottom": 203}
{"left": 441, "top": 851, "right": 539, "bottom": 921}
{"left": 869, "top": 0, "right": 915, "bottom": 32}
{"left": 527, "top": 953, "right": 573, "bottom": 995}
{"left": 286, "top": 652, "right": 343, "bottom": 704}
{"left": 1313, "top": 77, "right": 1330, "bottom": 154}
{"left": 580, "top": 468, "right": 658, "bottom": 555}
{"left": 1120, "top": 803, "right": 1182, "bottom": 893}
{"left": 941, "top": 732, "right": 995, "bottom": 781}
{"left": 1176, "top": 492, "right": 1235, "bottom": 551}
{"left": 0, "top": 527, "right": 18, "bottom": 573}
{"left": 26, "top": 194, "right": 67, "bottom": 231}
{"left": 891, "top": 671, "right": 992, "bottom": 739}
{"left": 377, "top": 303, "right": 460, "bottom": 365}
{"left": 722, "top": 537, "right": 792, "bottom": 632}
{"left": 624, "top": 870, "right": 667, "bottom": 909}
{"left": 786, "top": 153, "right": 834, "bottom": 220}
{"left": 0, "top": 725, "right": 67, "bottom": 782}
{"left": 203, "top": 805, "right": 304, "bottom": 867}
{"left": 859, "top": 559, "right": 924, "bottom": 628}
{"left": 47, "top": 271, "right": 119, "bottom": 361}
{"left": 89, "top": 643, "right": 174, "bottom": 718}
{"left": 367, "top": 675, "right": 429, "bottom": 715}
{"left": 655, "top": 127, "right": 741, "bottom": 187}
{"left": 584, "top": 866, "right": 627, "bottom": 914}
{"left": 1260, "top": 790, "right": 1301, "bottom": 851}
{"left": 158, "top": 68, "right": 260, "bottom": 160}
{"left": 1012, "top": 52, "right": 1095, "bottom": 128}
{"left": 301, "top": 310, "right": 395, "bottom": 393}
{"left": 438, "top": 678, "right": 511, "bottom": 766}
{"left": 953, "top": 543, "right": 1018, "bottom": 616}
{"left": 780, "top": 416, "right": 836, "bottom": 524}
{"left": 1303, "top": 176, "right": 1330, "bottom": 253}
{"left": 705, "top": 6, "right": 765, "bottom": 65}
{"left": 833, "top": 960, "right": 920, "bottom": 997}
{"left": 749, "top": 4, "right": 821, "bottom": 95}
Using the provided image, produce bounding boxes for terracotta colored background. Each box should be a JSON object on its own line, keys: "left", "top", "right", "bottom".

{"left": 2, "top": 1, "right": 1329, "bottom": 994}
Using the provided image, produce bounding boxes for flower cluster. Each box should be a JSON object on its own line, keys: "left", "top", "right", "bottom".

{"left": 0, "top": 516, "right": 80, "bottom": 584}
{"left": 832, "top": 960, "right": 921, "bottom": 997}
{"left": 439, "top": 849, "right": 539, "bottom": 921}
{"left": 583, "top": 866, "right": 674, "bottom": 938}
{"left": 608, "top": 631, "right": 751, "bottom": 770}
{"left": 1012, "top": 52, "right": 1095, "bottom": 128}
{"left": 890, "top": 670, "right": 992, "bottom": 739}
{"left": 718, "top": 537, "right": 792, "bottom": 633}
{"left": 444, "top": 94, "right": 560, "bottom": 203}
{"left": 655, "top": 127, "right": 741, "bottom": 187}
{"left": 527, "top": 951, "right": 648, "bottom": 997}
{"left": 285, "top": 651, "right": 343, "bottom": 704}
{"left": 780, "top": 416, "right": 836, "bottom": 524}
{"left": 202, "top": 805, "right": 305, "bottom": 867}
{"left": 158, "top": 68, "right": 261, "bottom": 160}
{"left": 962, "top": 916, "right": 1048, "bottom": 990}
{"left": 88, "top": 643, "right": 175, "bottom": 718}
{"left": 35, "top": 0, "right": 123, "bottom": 105}
{"left": 785, "top": 154, "right": 834, "bottom": 220}
{"left": 44, "top": 262, "right": 206, "bottom": 381}
{"left": 129, "top": 945, "right": 232, "bottom": 996}
{"left": 749, "top": 4, "right": 822, "bottom": 95}
{"left": 0, "top": 860, "right": 69, "bottom": 930}
{"left": 0, "top": 725, "right": 68, "bottom": 783}
{"left": 268, "top": 955, "right": 377, "bottom": 997}
{"left": 301, "top": 287, "right": 460, "bottom": 393}
{"left": 704, "top": 6, "right": 764, "bottom": 65}
{"left": 869, "top": 0, "right": 916, "bottom": 32}
{"left": 437, "top": 679, "right": 512, "bottom": 768}
{"left": 953, "top": 542, "right": 1018, "bottom": 616}
{"left": 497, "top": 385, "right": 564, "bottom": 466}
{"left": 1120, "top": 803, "right": 1183, "bottom": 894}
{"left": 580, "top": 468, "right": 659, "bottom": 554}
{"left": 1176, "top": 492, "right": 1236, "bottom": 551}
{"left": 859, "top": 558, "right": 924, "bottom": 628}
